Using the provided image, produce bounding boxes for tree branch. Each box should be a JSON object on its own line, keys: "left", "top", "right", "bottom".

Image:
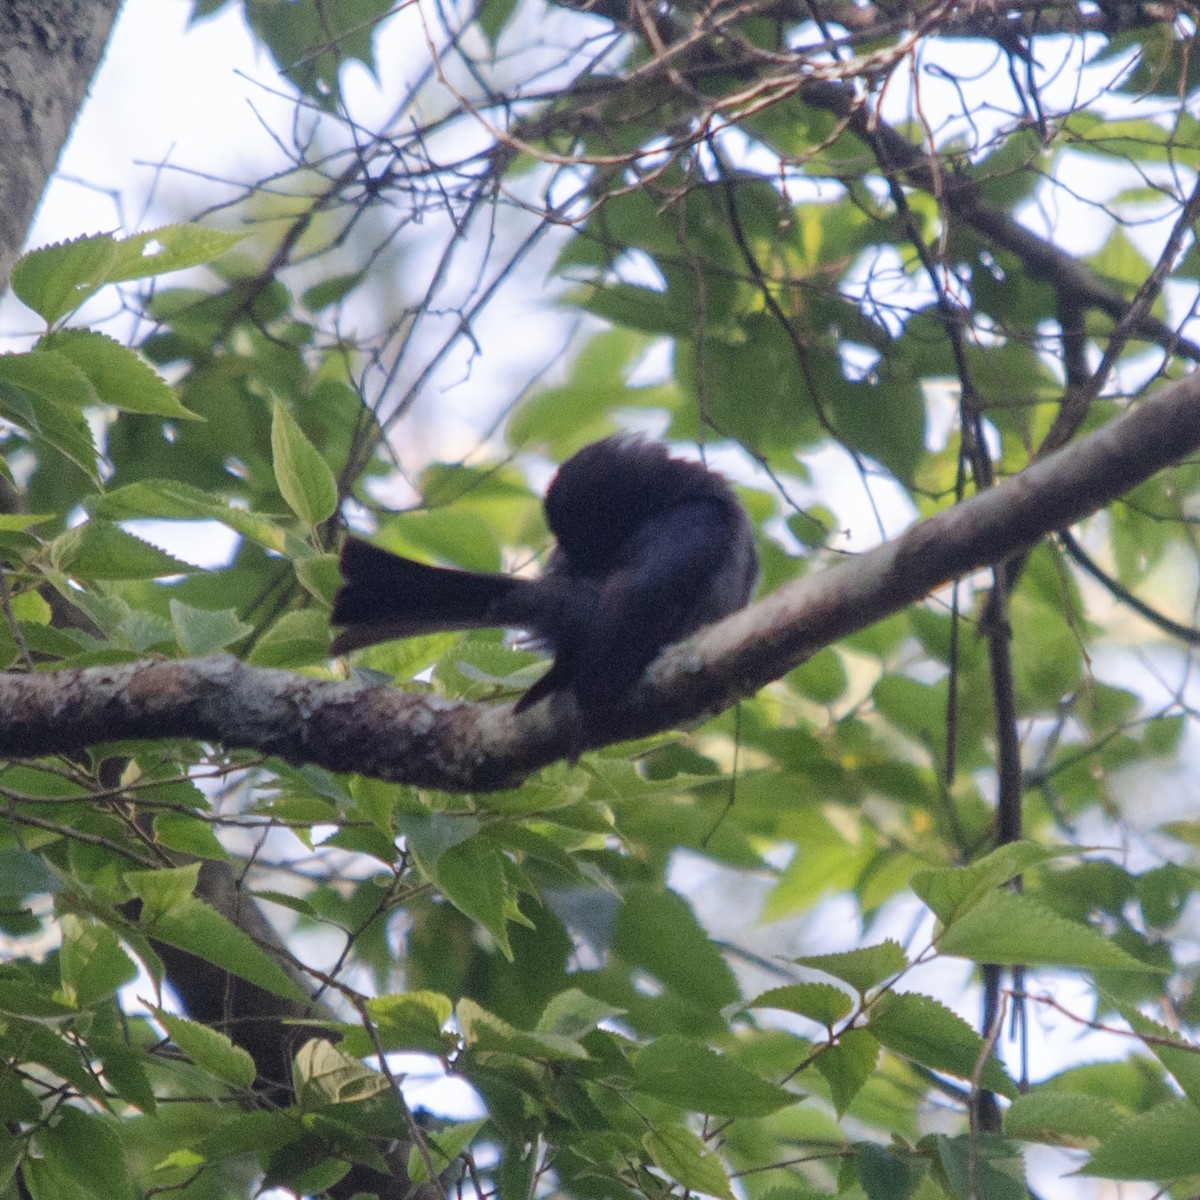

{"left": 799, "top": 79, "right": 1200, "bottom": 364}
{"left": 4, "top": 369, "right": 1200, "bottom": 790}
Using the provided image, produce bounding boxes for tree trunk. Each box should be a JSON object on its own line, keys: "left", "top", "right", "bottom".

{"left": 0, "top": 0, "right": 122, "bottom": 290}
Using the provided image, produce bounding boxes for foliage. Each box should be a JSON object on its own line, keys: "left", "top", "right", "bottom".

{"left": 1, "top": 0, "right": 1200, "bottom": 1198}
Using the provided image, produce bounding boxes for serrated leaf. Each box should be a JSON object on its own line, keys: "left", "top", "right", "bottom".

{"left": 937, "top": 890, "right": 1157, "bottom": 971}
{"left": 644, "top": 1124, "right": 734, "bottom": 1199}
{"left": 633, "top": 1037, "right": 798, "bottom": 1116}
{"left": 51, "top": 521, "right": 193, "bottom": 580}
{"left": 1004, "top": 1090, "right": 1121, "bottom": 1147}
{"left": 792, "top": 941, "right": 908, "bottom": 993}
{"left": 814, "top": 1028, "right": 878, "bottom": 1115}
{"left": 911, "top": 842, "right": 1067, "bottom": 924}
{"left": 129, "top": 886, "right": 307, "bottom": 1003}
{"left": 157, "top": 1010, "right": 256, "bottom": 1088}
{"left": 169, "top": 599, "right": 253, "bottom": 656}
{"left": 0, "top": 352, "right": 100, "bottom": 480}
{"left": 271, "top": 398, "right": 337, "bottom": 527}
{"left": 1083, "top": 1099, "right": 1200, "bottom": 1179}
{"left": 747, "top": 983, "right": 854, "bottom": 1026}
{"left": 11, "top": 233, "right": 121, "bottom": 324}
{"left": 869, "top": 992, "right": 1016, "bottom": 1098}
{"left": 12, "top": 227, "right": 244, "bottom": 325}
{"left": 0, "top": 349, "right": 97, "bottom": 409}
{"left": 104, "top": 224, "right": 246, "bottom": 282}
{"left": 94, "top": 479, "right": 299, "bottom": 555}
{"left": 1115, "top": 1002, "right": 1200, "bottom": 1108}
{"left": 42, "top": 330, "right": 199, "bottom": 419}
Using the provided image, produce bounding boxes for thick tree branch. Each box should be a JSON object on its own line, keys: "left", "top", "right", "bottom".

{"left": 3, "top": 369, "right": 1200, "bottom": 789}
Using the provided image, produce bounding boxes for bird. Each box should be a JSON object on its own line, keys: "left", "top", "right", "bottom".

{"left": 330, "top": 434, "right": 758, "bottom": 712}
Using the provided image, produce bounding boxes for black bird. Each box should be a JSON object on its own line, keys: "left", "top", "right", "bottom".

{"left": 330, "top": 435, "right": 758, "bottom": 712}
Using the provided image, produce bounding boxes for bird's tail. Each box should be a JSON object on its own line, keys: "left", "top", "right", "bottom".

{"left": 330, "top": 536, "right": 527, "bottom": 654}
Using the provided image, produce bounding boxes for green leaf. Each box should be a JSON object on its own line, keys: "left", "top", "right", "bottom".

{"left": 294, "top": 552, "right": 341, "bottom": 603}
{"left": 933, "top": 1133, "right": 1025, "bottom": 1200}
{"left": 507, "top": 328, "right": 650, "bottom": 454}
{"left": 169, "top": 599, "right": 253, "bottom": 656}
{"left": 792, "top": 941, "right": 908, "bottom": 994}
{"left": 58, "top": 915, "right": 137, "bottom": 1007}
{"left": 302, "top": 270, "right": 367, "bottom": 310}
{"left": 104, "top": 224, "right": 246, "bottom": 282}
{"left": 94, "top": 479, "right": 300, "bottom": 555}
{"left": 910, "top": 842, "right": 1067, "bottom": 924}
{"left": 612, "top": 885, "right": 740, "bottom": 1011}
{"left": 157, "top": 1010, "right": 257, "bottom": 1088}
{"left": 41, "top": 331, "right": 199, "bottom": 419}
{"left": 477, "top": 0, "right": 519, "bottom": 44}
{"left": 1116, "top": 1003, "right": 1200, "bottom": 1108}
{"left": 0, "top": 349, "right": 97, "bottom": 409}
{"left": 37, "top": 1107, "right": 135, "bottom": 1200}
{"left": 0, "top": 352, "right": 100, "bottom": 481}
{"left": 868, "top": 992, "right": 1016, "bottom": 1098}
{"left": 88, "top": 1034, "right": 156, "bottom": 1115}
{"left": 51, "top": 521, "right": 193, "bottom": 581}
{"left": 271, "top": 398, "right": 338, "bottom": 527}
{"left": 152, "top": 811, "right": 228, "bottom": 860}
{"left": 937, "top": 890, "right": 1158, "bottom": 971}
{"left": 1004, "top": 1090, "right": 1121, "bottom": 1147}
{"left": 0, "top": 1069, "right": 43, "bottom": 1124}
{"left": 644, "top": 1124, "right": 735, "bottom": 1200}
{"left": 0, "top": 849, "right": 56, "bottom": 898}
{"left": 11, "top": 233, "right": 121, "bottom": 324}
{"left": 124, "top": 862, "right": 201, "bottom": 921}
{"left": 633, "top": 1037, "right": 798, "bottom": 1116}
{"left": 457, "top": 998, "right": 588, "bottom": 1060}
{"left": 855, "top": 1142, "right": 919, "bottom": 1200}
{"left": 1083, "top": 1099, "right": 1200, "bottom": 1179}
{"left": 245, "top": 607, "right": 330, "bottom": 667}
{"left": 814, "top": 1029, "right": 879, "bottom": 1116}
{"left": 11, "top": 226, "right": 243, "bottom": 325}
{"left": 407, "top": 1118, "right": 488, "bottom": 1184}
{"left": 415, "top": 834, "right": 513, "bottom": 960}
{"left": 338, "top": 990, "right": 454, "bottom": 1056}
{"left": 130, "top": 886, "right": 307, "bottom": 1003}
{"left": 747, "top": 983, "right": 854, "bottom": 1026}
{"left": 535, "top": 988, "right": 624, "bottom": 1039}
{"left": 787, "top": 647, "right": 848, "bottom": 704}
{"left": 293, "top": 1038, "right": 389, "bottom": 1107}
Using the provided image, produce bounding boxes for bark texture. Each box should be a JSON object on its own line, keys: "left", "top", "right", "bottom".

{"left": 5, "top": 367, "right": 1200, "bottom": 787}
